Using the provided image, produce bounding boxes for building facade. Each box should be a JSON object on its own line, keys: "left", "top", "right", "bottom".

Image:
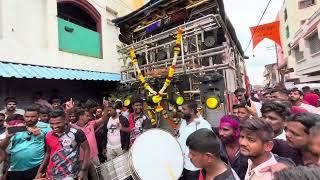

{"left": 291, "top": 8, "right": 320, "bottom": 83}
{"left": 0, "top": 0, "right": 136, "bottom": 107}
{"left": 278, "top": 0, "right": 320, "bottom": 83}
{"left": 263, "top": 63, "right": 280, "bottom": 88}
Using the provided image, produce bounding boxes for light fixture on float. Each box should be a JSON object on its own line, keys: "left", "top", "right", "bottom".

{"left": 175, "top": 95, "right": 184, "bottom": 106}
{"left": 123, "top": 98, "right": 131, "bottom": 107}
{"left": 206, "top": 96, "right": 219, "bottom": 109}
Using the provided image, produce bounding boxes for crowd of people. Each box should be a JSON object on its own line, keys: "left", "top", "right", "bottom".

{"left": 0, "top": 85, "right": 318, "bottom": 180}
{"left": 177, "top": 86, "right": 320, "bottom": 180}
{"left": 0, "top": 95, "right": 155, "bottom": 180}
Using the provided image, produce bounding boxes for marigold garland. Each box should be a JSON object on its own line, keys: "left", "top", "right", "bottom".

{"left": 129, "top": 27, "right": 183, "bottom": 111}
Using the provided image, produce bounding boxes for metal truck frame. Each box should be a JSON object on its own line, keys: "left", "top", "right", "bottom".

{"left": 112, "top": 0, "right": 247, "bottom": 126}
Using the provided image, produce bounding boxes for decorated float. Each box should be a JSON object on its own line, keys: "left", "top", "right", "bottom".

{"left": 112, "top": 0, "right": 248, "bottom": 130}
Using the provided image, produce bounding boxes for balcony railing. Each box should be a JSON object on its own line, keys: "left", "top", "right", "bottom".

{"left": 58, "top": 18, "right": 102, "bottom": 58}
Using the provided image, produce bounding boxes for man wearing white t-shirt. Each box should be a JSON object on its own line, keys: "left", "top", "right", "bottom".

{"left": 105, "top": 104, "right": 131, "bottom": 161}
{"left": 177, "top": 101, "right": 212, "bottom": 180}
{"left": 289, "top": 88, "right": 316, "bottom": 113}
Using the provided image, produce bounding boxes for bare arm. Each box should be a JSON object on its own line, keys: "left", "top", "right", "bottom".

{"left": 0, "top": 131, "right": 13, "bottom": 150}
{"left": 246, "top": 106, "right": 258, "bottom": 117}
{"left": 0, "top": 137, "right": 10, "bottom": 151}
{"left": 94, "top": 114, "right": 109, "bottom": 129}
{"left": 64, "top": 98, "right": 74, "bottom": 123}
{"left": 246, "top": 100, "right": 258, "bottom": 117}
{"left": 120, "top": 126, "right": 131, "bottom": 133}
{"left": 80, "top": 140, "right": 90, "bottom": 169}
{"left": 119, "top": 116, "right": 132, "bottom": 133}
{"left": 94, "top": 100, "right": 110, "bottom": 129}
{"left": 36, "top": 146, "right": 51, "bottom": 178}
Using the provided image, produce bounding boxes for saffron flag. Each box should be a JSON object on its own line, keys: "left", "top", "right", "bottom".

{"left": 250, "top": 21, "right": 282, "bottom": 50}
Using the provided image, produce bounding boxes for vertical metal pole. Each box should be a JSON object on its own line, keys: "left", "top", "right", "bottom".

{"left": 181, "top": 37, "right": 186, "bottom": 73}
{"left": 196, "top": 34, "right": 201, "bottom": 65}
{"left": 274, "top": 43, "right": 282, "bottom": 85}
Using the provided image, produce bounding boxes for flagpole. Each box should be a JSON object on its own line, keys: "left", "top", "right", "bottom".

{"left": 274, "top": 43, "right": 282, "bottom": 86}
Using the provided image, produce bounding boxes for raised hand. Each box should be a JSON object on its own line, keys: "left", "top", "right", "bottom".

{"left": 65, "top": 98, "right": 74, "bottom": 111}
{"left": 103, "top": 97, "right": 109, "bottom": 107}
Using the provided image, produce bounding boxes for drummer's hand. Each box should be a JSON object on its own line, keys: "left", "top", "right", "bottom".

{"left": 78, "top": 170, "right": 86, "bottom": 180}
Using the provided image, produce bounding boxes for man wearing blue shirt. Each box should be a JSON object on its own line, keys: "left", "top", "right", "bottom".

{"left": 0, "top": 105, "right": 51, "bottom": 180}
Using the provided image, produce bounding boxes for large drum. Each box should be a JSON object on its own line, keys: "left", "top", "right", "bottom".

{"left": 129, "top": 129, "right": 184, "bottom": 180}
{"left": 96, "top": 152, "right": 131, "bottom": 180}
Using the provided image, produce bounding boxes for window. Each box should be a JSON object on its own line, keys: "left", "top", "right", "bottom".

{"left": 299, "top": 0, "right": 316, "bottom": 9}
{"left": 293, "top": 46, "right": 304, "bottom": 62}
{"left": 307, "top": 32, "right": 320, "bottom": 54}
{"left": 57, "top": 1, "right": 102, "bottom": 58}
{"left": 286, "top": 26, "right": 290, "bottom": 38}
{"left": 284, "top": 9, "right": 288, "bottom": 21}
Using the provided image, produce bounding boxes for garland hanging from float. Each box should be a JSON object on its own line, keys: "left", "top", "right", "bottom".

{"left": 129, "top": 28, "right": 183, "bottom": 112}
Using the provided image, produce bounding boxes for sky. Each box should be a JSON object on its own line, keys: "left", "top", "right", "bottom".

{"left": 223, "top": 0, "right": 284, "bottom": 85}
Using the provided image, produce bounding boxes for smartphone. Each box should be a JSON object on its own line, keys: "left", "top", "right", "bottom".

{"left": 7, "top": 126, "right": 28, "bottom": 134}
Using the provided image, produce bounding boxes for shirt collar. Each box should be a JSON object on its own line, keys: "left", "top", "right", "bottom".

{"left": 184, "top": 116, "right": 201, "bottom": 126}
{"left": 247, "top": 153, "right": 277, "bottom": 177}
{"left": 131, "top": 113, "right": 144, "bottom": 120}
{"left": 52, "top": 125, "right": 71, "bottom": 137}
{"left": 274, "top": 129, "right": 286, "bottom": 140}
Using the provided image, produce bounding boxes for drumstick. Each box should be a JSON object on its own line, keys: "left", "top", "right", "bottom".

{"left": 167, "top": 165, "right": 177, "bottom": 180}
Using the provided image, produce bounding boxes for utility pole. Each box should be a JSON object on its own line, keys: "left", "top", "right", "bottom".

{"left": 274, "top": 43, "right": 282, "bottom": 85}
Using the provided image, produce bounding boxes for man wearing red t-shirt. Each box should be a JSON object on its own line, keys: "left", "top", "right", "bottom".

{"left": 128, "top": 97, "right": 152, "bottom": 144}
{"left": 36, "top": 110, "right": 90, "bottom": 180}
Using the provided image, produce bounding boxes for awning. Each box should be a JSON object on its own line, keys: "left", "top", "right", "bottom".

{"left": 0, "top": 62, "right": 121, "bottom": 81}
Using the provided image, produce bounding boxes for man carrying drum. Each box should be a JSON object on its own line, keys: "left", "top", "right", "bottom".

{"left": 177, "top": 101, "right": 212, "bottom": 180}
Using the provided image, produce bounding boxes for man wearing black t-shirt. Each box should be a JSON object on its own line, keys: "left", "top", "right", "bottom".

{"left": 186, "top": 129, "right": 240, "bottom": 180}
{"left": 36, "top": 110, "right": 90, "bottom": 179}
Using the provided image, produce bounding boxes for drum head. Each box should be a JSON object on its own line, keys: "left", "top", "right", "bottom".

{"left": 130, "top": 129, "right": 184, "bottom": 180}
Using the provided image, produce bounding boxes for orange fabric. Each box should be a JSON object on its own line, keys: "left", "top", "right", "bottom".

{"left": 166, "top": 118, "right": 178, "bottom": 129}
{"left": 250, "top": 21, "right": 282, "bottom": 50}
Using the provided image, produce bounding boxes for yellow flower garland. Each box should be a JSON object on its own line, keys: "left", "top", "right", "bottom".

{"left": 129, "top": 27, "right": 183, "bottom": 95}
{"left": 129, "top": 27, "right": 183, "bottom": 111}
